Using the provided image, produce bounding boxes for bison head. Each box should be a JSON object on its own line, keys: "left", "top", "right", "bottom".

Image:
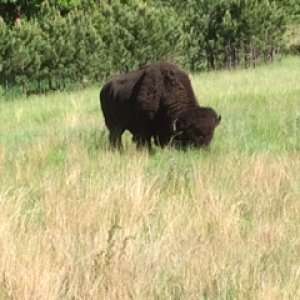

{"left": 172, "top": 107, "right": 221, "bottom": 149}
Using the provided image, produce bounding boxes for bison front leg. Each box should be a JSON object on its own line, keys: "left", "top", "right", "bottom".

{"left": 135, "top": 136, "right": 152, "bottom": 153}
{"left": 109, "top": 127, "right": 124, "bottom": 150}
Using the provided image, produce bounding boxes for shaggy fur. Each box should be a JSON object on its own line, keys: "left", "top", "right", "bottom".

{"left": 100, "top": 62, "right": 221, "bottom": 151}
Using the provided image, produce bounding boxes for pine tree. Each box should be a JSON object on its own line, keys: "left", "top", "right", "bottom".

{"left": 39, "top": 7, "right": 76, "bottom": 89}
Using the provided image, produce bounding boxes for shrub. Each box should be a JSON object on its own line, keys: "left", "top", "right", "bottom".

{"left": 0, "top": 0, "right": 295, "bottom": 94}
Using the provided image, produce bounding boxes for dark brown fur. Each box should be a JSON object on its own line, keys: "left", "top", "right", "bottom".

{"left": 100, "top": 62, "right": 221, "bottom": 151}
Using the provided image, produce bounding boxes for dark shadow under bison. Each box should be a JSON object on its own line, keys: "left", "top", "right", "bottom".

{"left": 100, "top": 62, "right": 221, "bottom": 152}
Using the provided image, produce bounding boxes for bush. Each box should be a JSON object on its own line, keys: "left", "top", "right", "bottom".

{"left": 0, "top": 0, "right": 296, "bottom": 95}
{"left": 182, "top": 0, "right": 287, "bottom": 71}
{"left": 0, "top": 1, "right": 183, "bottom": 94}
{"left": 0, "top": 20, "right": 44, "bottom": 91}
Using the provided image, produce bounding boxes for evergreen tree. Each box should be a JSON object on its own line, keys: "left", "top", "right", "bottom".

{"left": 0, "top": 0, "right": 295, "bottom": 94}
{"left": 39, "top": 7, "right": 76, "bottom": 88}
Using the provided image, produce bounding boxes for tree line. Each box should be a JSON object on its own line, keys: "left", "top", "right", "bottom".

{"left": 0, "top": 0, "right": 299, "bottom": 95}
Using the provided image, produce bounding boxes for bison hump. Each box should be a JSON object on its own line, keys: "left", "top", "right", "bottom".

{"left": 135, "top": 68, "right": 164, "bottom": 120}
{"left": 109, "top": 69, "right": 145, "bottom": 102}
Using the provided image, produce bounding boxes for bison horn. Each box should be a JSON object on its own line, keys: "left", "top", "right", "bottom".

{"left": 172, "top": 119, "right": 178, "bottom": 133}
{"left": 217, "top": 115, "right": 222, "bottom": 125}
{"left": 172, "top": 119, "right": 184, "bottom": 136}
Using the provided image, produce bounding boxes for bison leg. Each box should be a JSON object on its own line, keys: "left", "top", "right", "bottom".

{"left": 135, "top": 136, "right": 152, "bottom": 153}
{"left": 154, "top": 133, "right": 173, "bottom": 148}
{"left": 109, "top": 127, "right": 125, "bottom": 150}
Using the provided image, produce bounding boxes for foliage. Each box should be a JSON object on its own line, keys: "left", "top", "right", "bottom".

{"left": 96, "top": 0, "right": 181, "bottom": 73}
{"left": 0, "top": 20, "right": 44, "bottom": 89}
{"left": 0, "top": 1, "right": 182, "bottom": 94}
{"left": 0, "top": 0, "right": 43, "bottom": 23}
{"left": 181, "top": 0, "right": 288, "bottom": 71}
{"left": 0, "top": 0, "right": 81, "bottom": 22}
{"left": 0, "top": 0, "right": 298, "bottom": 94}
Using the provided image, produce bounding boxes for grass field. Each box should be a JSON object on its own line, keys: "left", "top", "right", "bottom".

{"left": 0, "top": 57, "right": 299, "bottom": 299}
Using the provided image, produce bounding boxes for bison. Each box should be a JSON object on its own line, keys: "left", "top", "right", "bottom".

{"left": 100, "top": 62, "right": 221, "bottom": 151}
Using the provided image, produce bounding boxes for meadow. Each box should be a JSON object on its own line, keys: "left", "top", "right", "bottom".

{"left": 0, "top": 57, "right": 299, "bottom": 299}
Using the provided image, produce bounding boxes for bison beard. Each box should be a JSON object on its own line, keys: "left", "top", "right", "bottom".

{"left": 100, "top": 62, "right": 221, "bottom": 151}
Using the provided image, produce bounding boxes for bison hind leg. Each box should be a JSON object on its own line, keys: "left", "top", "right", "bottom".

{"left": 109, "top": 127, "right": 125, "bottom": 150}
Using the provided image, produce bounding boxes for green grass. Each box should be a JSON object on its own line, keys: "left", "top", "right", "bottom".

{"left": 0, "top": 57, "right": 299, "bottom": 299}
